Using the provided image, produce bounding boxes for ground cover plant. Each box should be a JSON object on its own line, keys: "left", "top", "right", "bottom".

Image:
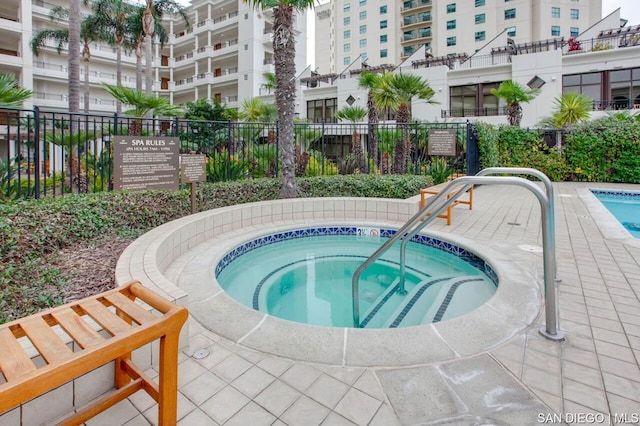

{"left": 0, "top": 174, "right": 432, "bottom": 323}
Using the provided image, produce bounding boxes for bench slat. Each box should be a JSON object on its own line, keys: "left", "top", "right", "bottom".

{"left": 20, "top": 317, "right": 73, "bottom": 365}
{"left": 103, "top": 292, "right": 157, "bottom": 325}
{"left": 52, "top": 309, "right": 105, "bottom": 349}
{"left": 0, "top": 328, "right": 37, "bottom": 381}
{"left": 80, "top": 299, "right": 131, "bottom": 336}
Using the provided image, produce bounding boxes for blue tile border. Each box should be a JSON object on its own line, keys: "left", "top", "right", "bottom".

{"left": 214, "top": 226, "right": 498, "bottom": 288}
{"left": 590, "top": 189, "right": 640, "bottom": 200}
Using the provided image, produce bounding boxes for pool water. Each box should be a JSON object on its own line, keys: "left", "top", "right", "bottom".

{"left": 592, "top": 189, "right": 640, "bottom": 238}
{"left": 216, "top": 230, "right": 497, "bottom": 328}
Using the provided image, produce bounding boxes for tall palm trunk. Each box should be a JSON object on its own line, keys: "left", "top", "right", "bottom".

{"left": 68, "top": 0, "right": 81, "bottom": 114}
{"left": 367, "top": 93, "right": 378, "bottom": 169}
{"left": 143, "top": 7, "right": 154, "bottom": 95}
{"left": 115, "top": 34, "right": 123, "bottom": 113}
{"left": 273, "top": 5, "right": 297, "bottom": 197}
{"left": 82, "top": 42, "right": 90, "bottom": 113}
{"left": 135, "top": 37, "right": 144, "bottom": 91}
{"left": 507, "top": 103, "right": 522, "bottom": 126}
{"left": 393, "top": 105, "right": 410, "bottom": 174}
{"left": 352, "top": 130, "right": 366, "bottom": 173}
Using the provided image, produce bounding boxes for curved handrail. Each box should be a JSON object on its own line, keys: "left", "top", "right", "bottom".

{"left": 351, "top": 174, "right": 563, "bottom": 341}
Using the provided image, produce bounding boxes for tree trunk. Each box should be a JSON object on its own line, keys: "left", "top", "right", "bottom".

{"left": 273, "top": 5, "right": 297, "bottom": 198}
{"left": 352, "top": 131, "right": 366, "bottom": 173}
{"left": 136, "top": 38, "right": 144, "bottom": 92}
{"left": 115, "top": 35, "right": 123, "bottom": 114}
{"left": 143, "top": 6, "right": 154, "bottom": 96}
{"left": 393, "top": 104, "right": 410, "bottom": 174}
{"left": 68, "top": 0, "right": 81, "bottom": 114}
{"left": 82, "top": 42, "right": 90, "bottom": 113}
{"left": 507, "top": 103, "right": 522, "bottom": 126}
{"left": 367, "top": 93, "right": 378, "bottom": 170}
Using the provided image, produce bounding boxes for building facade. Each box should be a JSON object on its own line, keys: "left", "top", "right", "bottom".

{"left": 314, "top": 0, "right": 603, "bottom": 74}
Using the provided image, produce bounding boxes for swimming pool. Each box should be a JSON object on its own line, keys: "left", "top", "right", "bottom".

{"left": 591, "top": 189, "right": 640, "bottom": 238}
{"left": 216, "top": 227, "right": 497, "bottom": 328}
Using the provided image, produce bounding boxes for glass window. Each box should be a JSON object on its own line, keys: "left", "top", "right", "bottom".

{"left": 446, "top": 3, "right": 456, "bottom": 13}
{"left": 475, "top": 31, "right": 486, "bottom": 41}
{"left": 344, "top": 3, "right": 350, "bottom": 12}
{"left": 418, "top": 11, "right": 431, "bottom": 22}
{"left": 506, "top": 26, "right": 516, "bottom": 36}
{"left": 359, "top": 0, "right": 366, "bottom": 5}
{"left": 380, "top": 34, "right": 387, "bottom": 43}
{"left": 380, "top": 20, "right": 387, "bottom": 29}
{"left": 344, "top": 43, "right": 351, "bottom": 52}
{"left": 447, "top": 20, "right": 456, "bottom": 30}
{"left": 360, "top": 25, "right": 367, "bottom": 33}
{"left": 344, "top": 57, "right": 351, "bottom": 65}
{"left": 505, "top": 8, "right": 516, "bottom": 19}
{"left": 344, "top": 17, "right": 350, "bottom": 25}
{"left": 403, "top": 45, "right": 415, "bottom": 56}
{"left": 447, "top": 36, "right": 456, "bottom": 46}
{"left": 361, "top": 53, "right": 367, "bottom": 61}
{"left": 475, "top": 0, "right": 485, "bottom": 6}
{"left": 359, "top": 39, "right": 367, "bottom": 48}
{"left": 552, "top": 7, "right": 560, "bottom": 18}
{"left": 475, "top": 13, "right": 485, "bottom": 24}
{"left": 562, "top": 72, "right": 601, "bottom": 103}
{"left": 570, "top": 9, "right": 579, "bottom": 19}
{"left": 551, "top": 26, "right": 560, "bottom": 36}
{"left": 380, "top": 5, "right": 387, "bottom": 14}
{"left": 344, "top": 30, "right": 350, "bottom": 38}
{"left": 380, "top": 49, "right": 387, "bottom": 58}
{"left": 570, "top": 27, "right": 579, "bottom": 37}
{"left": 404, "top": 30, "right": 416, "bottom": 41}
{"left": 418, "top": 27, "right": 431, "bottom": 38}
{"left": 360, "top": 11, "right": 367, "bottom": 19}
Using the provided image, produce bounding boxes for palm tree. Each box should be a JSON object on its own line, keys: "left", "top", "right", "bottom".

{"left": 142, "top": 0, "right": 189, "bottom": 94}
{"left": 261, "top": 72, "right": 277, "bottom": 94}
{"left": 0, "top": 73, "right": 32, "bottom": 107}
{"left": 129, "top": 5, "right": 168, "bottom": 92}
{"left": 69, "top": 0, "right": 81, "bottom": 113}
{"left": 91, "top": 0, "right": 138, "bottom": 113}
{"left": 551, "top": 92, "right": 592, "bottom": 127}
{"left": 102, "top": 83, "right": 182, "bottom": 135}
{"left": 245, "top": 0, "right": 316, "bottom": 198}
{"left": 31, "top": 7, "right": 105, "bottom": 113}
{"left": 491, "top": 80, "right": 540, "bottom": 127}
{"left": 335, "top": 105, "right": 368, "bottom": 173}
{"left": 358, "top": 72, "right": 382, "bottom": 169}
{"left": 370, "top": 72, "right": 436, "bottom": 174}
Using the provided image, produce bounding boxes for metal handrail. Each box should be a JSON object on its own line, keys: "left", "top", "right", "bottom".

{"left": 476, "top": 167, "right": 559, "bottom": 282}
{"left": 351, "top": 174, "right": 563, "bottom": 341}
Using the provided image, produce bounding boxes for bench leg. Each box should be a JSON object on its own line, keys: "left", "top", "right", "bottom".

{"left": 158, "top": 332, "right": 180, "bottom": 425}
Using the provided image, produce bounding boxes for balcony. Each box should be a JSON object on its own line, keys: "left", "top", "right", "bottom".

{"left": 441, "top": 106, "right": 507, "bottom": 118}
{"left": 401, "top": 0, "right": 431, "bottom": 13}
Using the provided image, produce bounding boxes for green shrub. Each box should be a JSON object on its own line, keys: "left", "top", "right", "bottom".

{"left": 473, "top": 122, "right": 500, "bottom": 169}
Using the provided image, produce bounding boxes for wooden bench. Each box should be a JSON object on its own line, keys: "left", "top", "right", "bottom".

{"left": 0, "top": 280, "right": 188, "bottom": 425}
{"left": 420, "top": 184, "right": 473, "bottom": 226}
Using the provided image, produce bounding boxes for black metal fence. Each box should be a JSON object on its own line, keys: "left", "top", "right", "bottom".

{"left": 1, "top": 106, "right": 473, "bottom": 200}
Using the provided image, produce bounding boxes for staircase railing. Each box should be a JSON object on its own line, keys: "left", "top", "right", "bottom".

{"left": 351, "top": 172, "right": 563, "bottom": 341}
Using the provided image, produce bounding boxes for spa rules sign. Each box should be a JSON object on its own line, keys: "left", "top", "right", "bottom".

{"left": 113, "top": 136, "right": 180, "bottom": 191}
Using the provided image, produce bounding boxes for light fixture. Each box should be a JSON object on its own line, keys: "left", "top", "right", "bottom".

{"left": 527, "top": 75, "right": 546, "bottom": 89}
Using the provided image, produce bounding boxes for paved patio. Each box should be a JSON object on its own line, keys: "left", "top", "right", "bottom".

{"left": 93, "top": 182, "right": 639, "bottom": 425}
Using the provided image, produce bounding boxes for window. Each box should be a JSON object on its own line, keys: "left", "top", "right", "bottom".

{"left": 447, "top": 36, "right": 456, "bottom": 46}
{"left": 446, "top": 3, "right": 456, "bottom": 13}
{"left": 380, "top": 5, "right": 387, "bottom": 14}
{"left": 307, "top": 98, "right": 338, "bottom": 123}
{"left": 505, "top": 8, "right": 516, "bottom": 19}
{"left": 551, "top": 7, "right": 560, "bottom": 18}
{"left": 570, "top": 9, "right": 579, "bottom": 19}
{"left": 344, "top": 3, "right": 350, "bottom": 12}
{"left": 380, "top": 20, "right": 387, "bottom": 29}
{"left": 447, "top": 20, "right": 456, "bottom": 30}
{"left": 380, "top": 49, "right": 388, "bottom": 58}
{"left": 361, "top": 53, "right": 367, "bottom": 61}
{"left": 360, "top": 11, "right": 367, "bottom": 20}
{"left": 380, "top": 34, "right": 387, "bottom": 43}
{"left": 344, "top": 30, "right": 351, "bottom": 39}
{"left": 551, "top": 26, "right": 560, "bottom": 36}
{"left": 418, "top": 11, "right": 431, "bottom": 22}
{"left": 570, "top": 27, "right": 579, "bottom": 37}
{"left": 359, "top": 0, "right": 366, "bottom": 5}
{"left": 344, "top": 17, "right": 350, "bottom": 25}
{"left": 359, "top": 39, "right": 367, "bottom": 48}
{"left": 475, "top": 31, "right": 486, "bottom": 41}
{"left": 506, "top": 26, "right": 516, "bottom": 36}
{"left": 475, "top": 0, "right": 485, "bottom": 6}
{"left": 344, "top": 43, "right": 351, "bottom": 52}
{"left": 563, "top": 72, "right": 601, "bottom": 104}
{"left": 475, "top": 13, "right": 486, "bottom": 24}
{"left": 449, "top": 83, "right": 500, "bottom": 117}
{"left": 360, "top": 25, "right": 366, "bottom": 33}
{"left": 418, "top": 27, "right": 431, "bottom": 38}
{"left": 344, "top": 57, "right": 351, "bottom": 65}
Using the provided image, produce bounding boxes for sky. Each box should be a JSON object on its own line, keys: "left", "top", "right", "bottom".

{"left": 602, "top": 0, "right": 640, "bottom": 24}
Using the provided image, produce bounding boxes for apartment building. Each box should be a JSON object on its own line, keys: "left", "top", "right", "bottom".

{"left": 314, "top": 0, "right": 603, "bottom": 74}
{"left": 302, "top": 9, "right": 640, "bottom": 128}
{"left": 0, "top": 0, "right": 308, "bottom": 113}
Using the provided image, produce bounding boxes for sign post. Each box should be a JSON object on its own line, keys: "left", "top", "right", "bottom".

{"left": 181, "top": 154, "right": 207, "bottom": 214}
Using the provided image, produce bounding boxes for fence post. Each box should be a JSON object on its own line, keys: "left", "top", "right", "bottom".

{"left": 33, "top": 106, "right": 41, "bottom": 199}
{"left": 275, "top": 120, "right": 280, "bottom": 177}
{"left": 466, "top": 121, "right": 480, "bottom": 175}
{"left": 321, "top": 119, "right": 325, "bottom": 175}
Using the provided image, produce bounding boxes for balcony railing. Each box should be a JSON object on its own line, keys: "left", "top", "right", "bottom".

{"left": 562, "top": 34, "right": 640, "bottom": 55}
{"left": 592, "top": 99, "right": 640, "bottom": 111}
{"left": 441, "top": 106, "right": 507, "bottom": 118}
{"left": 401, "top": 0, "right": 431, "bottom": 12}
